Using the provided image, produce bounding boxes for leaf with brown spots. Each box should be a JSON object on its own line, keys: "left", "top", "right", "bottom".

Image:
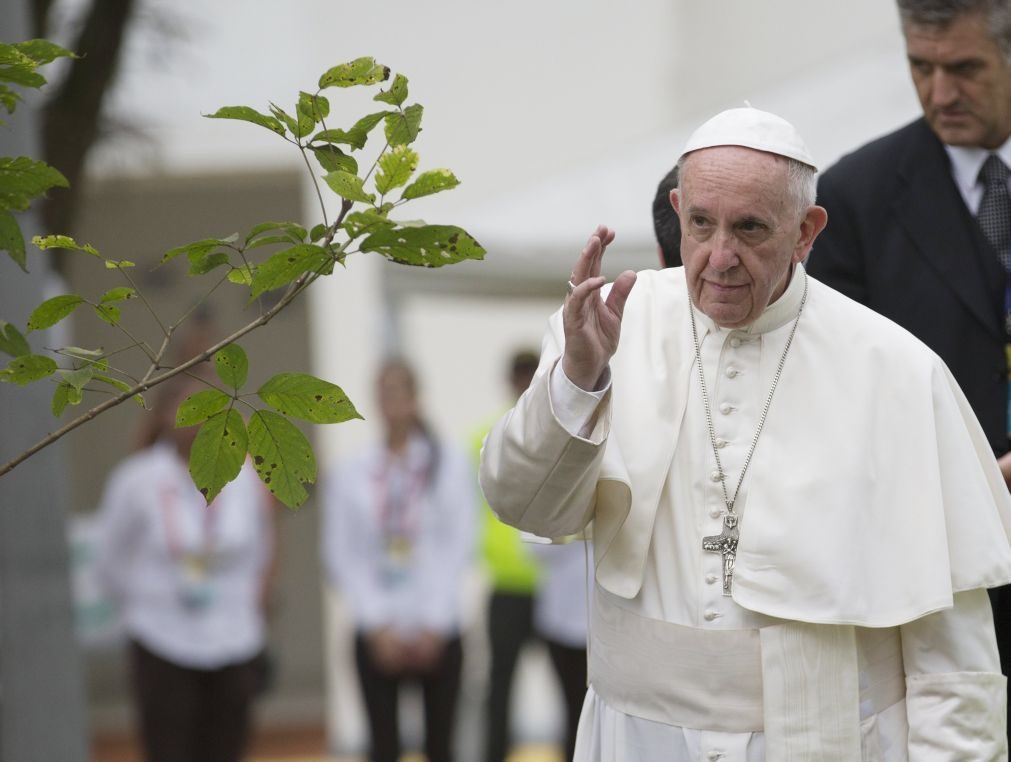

{"left": 248, "top": 410, "right": 316, "bottom": 509}
{"left": 359, "top": 224, "right": 485, "bottom": 267}
{"left": 257, "top": 373, "right": 362, "bottom": 424}
{"left": 189, "top": 409, "right": 248, "bottom": 504}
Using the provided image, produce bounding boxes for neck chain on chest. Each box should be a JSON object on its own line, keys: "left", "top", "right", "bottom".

{"left": 689, "top": 272, "right": 808, "bottom": 595}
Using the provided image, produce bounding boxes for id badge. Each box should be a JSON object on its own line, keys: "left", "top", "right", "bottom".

{"left": 381, "top": 534, "right": 413, "bottom": 588}
{"left": 178, "top": 554, "right": 215, "bottom": 610}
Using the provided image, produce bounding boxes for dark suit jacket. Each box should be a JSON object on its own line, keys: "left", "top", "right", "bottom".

{"left": 808, "top": 117, "right": 1009, "bottom": 457}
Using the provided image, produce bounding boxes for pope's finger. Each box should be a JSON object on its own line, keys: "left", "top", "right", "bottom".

{"left": 571, "top": 230, "right": 605, "bottom": 284}
{"left": 565, "top": 275, "right": 607, "bottom": 311}
{"left": 603, "top": 270, "right": 637, "bottom": 319}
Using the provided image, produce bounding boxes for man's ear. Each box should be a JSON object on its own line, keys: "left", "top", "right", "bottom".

{"left": 794, "top": 205, "right": 828, "bottom": 263}
{"left": 670, "top": 188, "right": 681, "bottom": 215}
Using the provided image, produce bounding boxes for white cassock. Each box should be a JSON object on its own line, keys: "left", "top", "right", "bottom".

{"left": 480, "top": 264, "right": 1011, "bottom": 760}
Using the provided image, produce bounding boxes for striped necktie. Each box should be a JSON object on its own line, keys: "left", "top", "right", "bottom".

{"left": 978, "top": 153, "right": 1011, "bottom": 268}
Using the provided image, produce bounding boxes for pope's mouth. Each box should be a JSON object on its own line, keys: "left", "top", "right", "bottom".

{"left": 706, "top": 281, "right": 747, "bottom": 294}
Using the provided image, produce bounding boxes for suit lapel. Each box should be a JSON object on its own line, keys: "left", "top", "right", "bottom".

{"left": 893, "top": 121, "right": 1004, "bottom": 341}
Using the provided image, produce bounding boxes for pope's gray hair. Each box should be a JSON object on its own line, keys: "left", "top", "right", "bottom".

{"left": 897, "top": 0, "right": 1011, "bottom": 64}
{"left": 676, "top": 151, "right": 817, "bottom": 219}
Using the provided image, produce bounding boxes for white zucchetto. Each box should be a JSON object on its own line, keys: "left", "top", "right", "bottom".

{"left": 680, "top": 107, "right": 817, "bottom": 171}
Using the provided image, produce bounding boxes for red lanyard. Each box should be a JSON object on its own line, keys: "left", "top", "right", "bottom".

{"left": 160, "top": 477, "right": 219, "bottom": 560}
{"left": 371, "top": 452, "right": 429, "bottom": 538}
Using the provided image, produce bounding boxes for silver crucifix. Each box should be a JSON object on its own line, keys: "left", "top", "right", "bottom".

{"left": 702, "top": 513, "right": 739, "bottom": 596}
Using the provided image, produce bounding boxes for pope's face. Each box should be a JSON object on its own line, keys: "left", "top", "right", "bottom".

{"left": 674, "top": 147, "right": 824, "bottom": 328}
{"left": 904, "top": 12, "right": 1011, "bottom": 149}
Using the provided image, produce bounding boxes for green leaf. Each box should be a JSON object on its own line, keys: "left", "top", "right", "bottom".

{"left": 0, "top": 209, "right": 25, "bottom": 270}
{"left": 0, "top": 45, "right": 36, "bottom": 67}
{"left": 188, "top": 249, "right": 230, "bottom": 275}
{"left": 62, "top": 346, "right": 104, "bottom": 359}
{"left": 323, "top": 171, "right": 375, "bottom": 204}
{"left": 94, "top": 303, "right": 121, "bottom": 326}
{"left": 27, "top": 294, "right": 84, "bottom": 331}
{"left": 248, "top": 410, "right": 316, "bottom": 508}
{"left": 160, "top": 237, "right": 232, "bottom": 265}
{"left": 189, "top": 409, "right": 248, "bottom": 504}
{"left": 0, "top": 65, "right": 45, "bottom": 89}
{"left": 52, "top": 381, "right": 76, "bottom": 416}
{"left": 246, "top": 234, "right": 301, "bottom": 251}
{"left": 309, "top": 223, "right": 328, "bottom": 242}
{"left": 244, "top": 221, "right": 307, "bottom": 247}
{"left": 257, "top": 372, "right": 362, "bottom": 424}
{"left": 214, "top": 344, "right": 248, "bottom": 389}
{"left": 228, "top": 265, "right": 254, "bottom": 285}
{"left": 309, "top": 145, "right": 359, "bottom": 174}
{"left": 374, "top": 73, "right": 408, "bottom": 107}
{"left": 318, "top": 57, "right": 390, "bottom": 89}
{"left": 384, "top": 104, "right": 424, "bottom": 147}
{"left": 92, "top": 374, "right": 145, "bottom": 406}
{"left": 311, "top": 111, "right": 388, "bottom": 151}
{"left": 105, "top": 259, "right": 135, "bottom": 268}
{"left": 0, "top": 157, "right": 68, "bottom": 212}
{"left": 204, "top": 106, "right": 285, "bottom": 136}
{"left": 62, "top": 365, "right": 94, "bottom": 391}
{"left": 32, "top": 234, "right": 98, "bottom": 256}
{"left": 341, "top": 209, "right": 395, "bottom": 239}
{"left": 376, "top": 146, "right": 419, "bottom": 195}
{"left": 176, "top": 389, "right": 231, "bottom": 427}
{"left": 0, "top": 321, "right": 30, "bottom": 357}
{"left": 0, "top": 354, "right": 56, "bottom": 385}
{"left": 360, "top": 224, "right": 486, "bottom": 267}
{"left": 99, "top": 287, "right": 135, "bottom": 304}
{"left": 269, "top": 102, "right": 312, "bottom": 139}
{"left": 401, "top": 169, "right": 460, "bottom": 201}
{"left": 297, "top": 91, "right": 330, "bottom": 123}
{"left": 249, "top": 244, "right": 330, "bottom": 298}
{"left": 13, "top": 39, "right": 76, "bottom": 65}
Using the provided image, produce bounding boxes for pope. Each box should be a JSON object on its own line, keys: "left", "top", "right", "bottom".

{"left": 479, "top": 107, "right": 1011, "bottom": 760}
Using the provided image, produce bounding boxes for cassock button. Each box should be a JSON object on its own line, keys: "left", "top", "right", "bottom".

{"left": 710, "top": 470, "right": 723, "bottom": 482}
{"left": 715, "top": 438, "right": 728, "bottom": 448}
{"left": 730, "top": 337, "right": 742, "bottom": 348}
{"left": 704, "top": 610, "right": 718, "bottom": 621}
{"left": 725, "top": 367, "right": 738, "bottom": 378}
{"left": 707, "top": 752, "right": 723, "bottom": 761}
{"left": 706, "top": 574, "right": 718, "bottom": 584}
{"left": 719, "top": 402, "right": 733, "bottom": 415}
{"left": 709, "top": 508, "right": 721, "bottom": 518}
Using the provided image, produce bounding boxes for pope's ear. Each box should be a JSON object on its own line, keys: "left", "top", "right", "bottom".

{"left": 670, "top": 188, "right": 681, "bottom": 215}
{"left": 797, "top": 205, "right": 828, "bottom": 253}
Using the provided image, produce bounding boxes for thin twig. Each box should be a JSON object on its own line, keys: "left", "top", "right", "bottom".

{"left": 0, "top": 276, "right": 310, "bottom": 479}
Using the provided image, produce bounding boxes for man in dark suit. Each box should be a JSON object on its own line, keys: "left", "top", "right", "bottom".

{"left": 808, "top": 0, "right": 1011, "bottom": 733}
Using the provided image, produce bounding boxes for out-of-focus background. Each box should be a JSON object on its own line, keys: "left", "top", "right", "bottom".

{"left": 1, "top": 0, "right": 919, "bottom": 760}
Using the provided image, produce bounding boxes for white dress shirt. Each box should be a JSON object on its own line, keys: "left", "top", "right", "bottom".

{"left": 94, "top": 442, "right": 271, "bottom": 669}
{"left": 321, "top": 431, "right": 476, "bottom": 636}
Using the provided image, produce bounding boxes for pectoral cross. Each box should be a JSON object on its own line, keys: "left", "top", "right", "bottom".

{"left": 703, "top": 513, "right": 739, "bottom": 596}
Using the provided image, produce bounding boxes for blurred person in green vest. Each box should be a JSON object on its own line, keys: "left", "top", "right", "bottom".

{"left": 472, "top": 349, "right": 542, "bottom": 762}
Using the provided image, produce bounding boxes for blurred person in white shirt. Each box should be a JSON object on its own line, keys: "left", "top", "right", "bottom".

{"left": 94, "top": 377, "right": 276, "bottom": 762}
{"left": 322, "top": 358, "right": 477, "bottom": 762}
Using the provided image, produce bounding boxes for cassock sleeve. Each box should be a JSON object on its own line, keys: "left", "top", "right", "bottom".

{"left": 901, "top": 589, "right": 1008, "bottom": 758}
{"left": 479, "top": 310, "right": 611, "bottom": 539}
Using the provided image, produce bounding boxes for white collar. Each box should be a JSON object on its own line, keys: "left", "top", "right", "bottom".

{"left": 694, "top": 262, "right": 807, "bottom": 337}
{"left": 945, "top": 136, "right": 1011, "bottom": 199}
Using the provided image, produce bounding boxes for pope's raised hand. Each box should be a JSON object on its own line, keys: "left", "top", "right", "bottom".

{"left": 562, "top": 225, "right": 637, "bottom": 391}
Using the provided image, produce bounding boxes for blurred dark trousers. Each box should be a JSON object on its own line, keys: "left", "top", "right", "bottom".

{"left": 989, "top": 583, "right": 1011, "bottom": 745}
{"left": 546, "top": 639, "right": 588, "bottom": 762}
{"left": 484, "top": 591, "right": 536, "bottom": 762}
{"left": 354, "top": 633, "right": 463, "bottom": 762}
{"left": 129, "top": 640, "right": 258, "bottom": 762}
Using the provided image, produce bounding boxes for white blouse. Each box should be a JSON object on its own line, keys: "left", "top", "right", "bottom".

{"left": 321, "top": 431, "right": 477, "bottom": 637}
{"left": 94, "top": 442, "right": 271, "bottom": 669}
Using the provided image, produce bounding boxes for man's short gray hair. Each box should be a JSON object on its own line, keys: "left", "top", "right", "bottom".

{"left": 676, "top": 151, "right": 817, "bottom": 220}
{"left": 897, "top": 0, "right": 1011, "bottom": 63}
